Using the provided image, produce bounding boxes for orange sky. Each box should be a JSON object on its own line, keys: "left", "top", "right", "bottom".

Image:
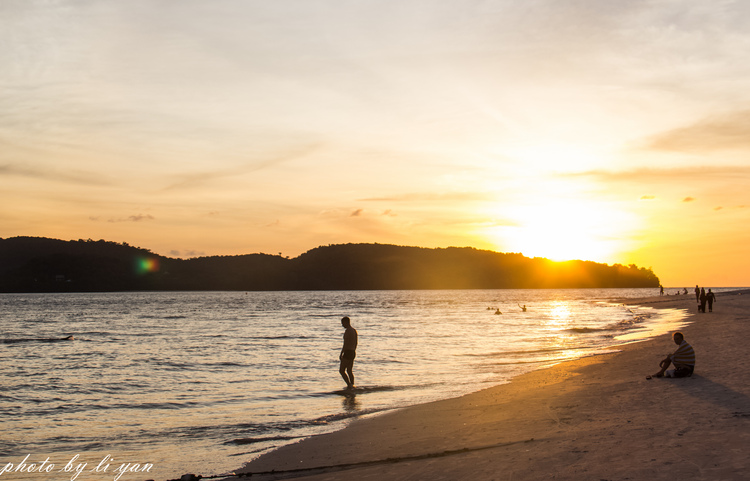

{"left": 2, "top": 1, "right": 749, "bottom": 287}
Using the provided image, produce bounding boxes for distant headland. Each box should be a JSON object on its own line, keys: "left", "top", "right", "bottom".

{"left": 0, "top": 237, "right": 660, "bottom": 292}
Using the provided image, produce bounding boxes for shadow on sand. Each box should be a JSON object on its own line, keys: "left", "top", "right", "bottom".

{"left": 672, "top": 374, "right": 750, "bottom": 416}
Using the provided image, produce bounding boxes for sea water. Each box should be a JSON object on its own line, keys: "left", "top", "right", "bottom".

{"left": 0, "top": 288, "right": 703, "bottom": 480}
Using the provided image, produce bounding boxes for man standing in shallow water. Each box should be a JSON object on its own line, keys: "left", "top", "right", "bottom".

{"left": 339, "top": 316, "right": 358, "bottom": 389}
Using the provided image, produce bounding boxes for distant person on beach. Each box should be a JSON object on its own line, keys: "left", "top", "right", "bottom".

{"left": 683, "top": 288, "right": 688, "bottom": 295}
{"left": 518, "top": 304, "right": 527, "bottom": 312}
{"left": 706, "top": 289, "right": 716, "bottom": 312}
{"left": 339, "top": 316, "right": 358, "bottom": 389}
{"left": 695, "top": 285, "right": 700, "bottom": 302}
{"left": 660, "top": 286, "right": 664, "bottom": 296}
{"left": 648, "top": 331, "right": 695, "bottom": 379}
{"left": 700, "top": 288, "right": 707, "bottom": 312}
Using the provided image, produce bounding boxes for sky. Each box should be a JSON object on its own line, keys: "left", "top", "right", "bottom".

{"left": 2, "top": 0, "right": 750, "bottom": 287}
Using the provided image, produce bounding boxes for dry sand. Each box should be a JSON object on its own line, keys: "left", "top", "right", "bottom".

{"left": 234, "top": 291, "right": 750, "bottom": 481}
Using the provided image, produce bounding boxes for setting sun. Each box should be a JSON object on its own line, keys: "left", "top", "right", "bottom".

{"left": 484, "top": 199, "right": 635, "bottom": 262}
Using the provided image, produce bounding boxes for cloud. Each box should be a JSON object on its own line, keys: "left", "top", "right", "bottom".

{"left": 644, "top": 110, "right": 750, "bottom": 153}
{"left": 640, "top": 195, "right": 656, "bottom": 200}
{"left": 567, "top": 165, "right": 750, "bottom": 183}
{"left": 682, "top": 197, "right": 696, "bottom": 203}
{"left": 161, "top": 143, "right": 320, "bottom": 191}
{"left": 0, "top": 163, "right": 112, "bottom": 186}
{"left": 169, "top": 249, "right": 204, "bottom": 258}
{"left": 346, "top": 208, "right": 411, "bottom": 218}
{"left": 361, "top": 192, "right": 492, "bottom": 202}
{"left": 106, "top": 214, "right": 155, "bottom": 223}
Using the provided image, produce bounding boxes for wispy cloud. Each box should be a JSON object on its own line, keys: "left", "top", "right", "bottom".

{"left": 360, "top": 192, "right": 492, "bottom": 202}
{"left": 104, "top": 214, "right": 155, "bottom": 223}
{"left": 567, "top": 165, "right": 750, "bottom": 183}
{"left": 0, "top": 163, "right": 112, "bottom": 186}
{"left": 161, "top": 144, "right": 320, "bottom": 191}
{"left": 644, "top": 110, "right": 750, "bottom": 153}
{"left": 169, "top": 249, "right": 204, "bottom": 258}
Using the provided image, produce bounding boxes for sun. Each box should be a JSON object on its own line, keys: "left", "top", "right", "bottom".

{"left": 484, "top": 199, "right": 634, "bottom": 263}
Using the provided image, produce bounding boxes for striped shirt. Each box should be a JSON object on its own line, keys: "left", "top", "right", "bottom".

{"left": 672, "top": 340, "right": 695, "bottom": 367}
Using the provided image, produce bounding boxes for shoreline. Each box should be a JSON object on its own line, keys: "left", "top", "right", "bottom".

{"left": 229, "top": 290, "right": 750, "bottom": 480}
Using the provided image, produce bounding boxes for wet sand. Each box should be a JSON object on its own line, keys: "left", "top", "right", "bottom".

{"left": 235, "top": 290, "right": 750, "bottom": 480}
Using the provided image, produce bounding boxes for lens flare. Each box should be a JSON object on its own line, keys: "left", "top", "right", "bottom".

{"left": 135, "top": 257, "right": 160, "bottom": 275}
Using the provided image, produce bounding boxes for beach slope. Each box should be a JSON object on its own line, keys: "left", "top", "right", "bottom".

{"left": 237, "top": 292, "right": 750, "bottom": 480}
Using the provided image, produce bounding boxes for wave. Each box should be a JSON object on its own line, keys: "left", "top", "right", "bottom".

{"left": 1, "top": 336, "right": 75, "bottom": 344}
{"left": 566, "top": 309, "right": 655, "bottom": 334}
{"left": 474, "top": 346, "right": 590, "bottom": 357}
{"left": 227, "top": 435, "right": 301, "bottom": 446}
{"left": 308, "top": 407, "right": 388, "bottom": 425}
{"left": 566, "top": 327, "right": 606, "bottom": 333}
{"left": 488, "top": 350, "right": 621, "bottom": 366}
{"left": 326, "top": 385, "right": 402, "bottom": 396}
{"left": 244, "top": 335, "right": 316, "bottom": 340}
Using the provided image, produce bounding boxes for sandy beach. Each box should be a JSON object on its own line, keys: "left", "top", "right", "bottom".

{"left": 234, "top": 290, "right": 750, "bottom": 481}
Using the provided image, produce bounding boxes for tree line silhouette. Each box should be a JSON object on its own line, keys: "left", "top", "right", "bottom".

{"left": 0, "top": 237, "right": 660, "bottom": 292}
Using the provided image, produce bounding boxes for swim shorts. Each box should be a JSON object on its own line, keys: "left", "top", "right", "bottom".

{"left": 666, "top": 365, "right": 694, "bottom": 378}
{"left": 341, "top": 349, "right": 356, "bottom": 361}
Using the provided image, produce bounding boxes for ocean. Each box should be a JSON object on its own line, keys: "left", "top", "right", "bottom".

{"left": 0, "top": 288, "right": 703, "bottom": 481}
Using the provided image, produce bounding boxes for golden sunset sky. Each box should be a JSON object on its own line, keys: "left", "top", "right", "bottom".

{"left": 2, "top": 1, "right": 749, "bottom": 287}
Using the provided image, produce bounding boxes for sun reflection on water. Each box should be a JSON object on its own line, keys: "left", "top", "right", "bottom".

{"left": 548, "top": 301, "right": 572, "bottom": 326}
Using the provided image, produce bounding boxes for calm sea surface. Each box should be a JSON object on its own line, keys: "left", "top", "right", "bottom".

{"left": 0, "top": 288, "right": 707, "bottom": 480}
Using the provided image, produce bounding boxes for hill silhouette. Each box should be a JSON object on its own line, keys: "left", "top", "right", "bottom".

{"left": 0, "top": 236, "right": 660, "bottom": 292}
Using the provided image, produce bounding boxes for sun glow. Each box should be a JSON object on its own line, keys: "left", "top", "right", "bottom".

{"left": 485, "top": 199, "right": 634, "bottom": 263}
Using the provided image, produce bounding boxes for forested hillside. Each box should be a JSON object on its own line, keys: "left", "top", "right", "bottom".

{"left": 0, "top": 237, "right": 660, "bottom": 292}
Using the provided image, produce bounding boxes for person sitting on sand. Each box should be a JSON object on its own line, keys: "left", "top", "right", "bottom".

{"left": 339, "top": 316, "right": 358, "bottom": 389}
{"left": 649, "top": 331, "right": 695, "bottom": 379}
